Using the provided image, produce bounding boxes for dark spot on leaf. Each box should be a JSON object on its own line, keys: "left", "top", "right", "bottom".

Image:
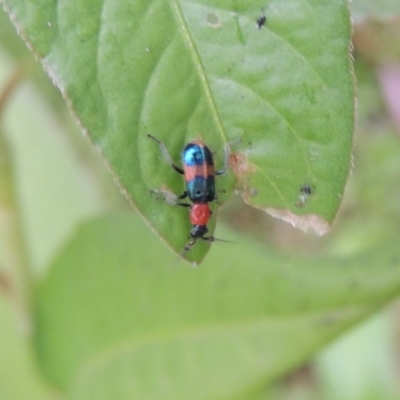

{"left": 296, "top": 184, "right": 313, "bottom": 207}
{"left": 256, "top": 15, "right": 266, "bottom": 29}
{"left": 300, "top": 185, "right": 312, "bottom": 195}
{"left": 207, "top": 13, "right": 221, "bottom": 28}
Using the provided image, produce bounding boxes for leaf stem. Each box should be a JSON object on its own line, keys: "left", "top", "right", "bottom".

{"left": 0, "top": 66, "right": 34, "bottom": 331}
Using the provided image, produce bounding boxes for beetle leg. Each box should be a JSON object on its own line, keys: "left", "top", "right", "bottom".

{"left": 215, "top": 143, "right": 229, "bottom": 176}
{"left": 150, "top": 189, "right": 189, "bottom": 207}
{"left": 176, "top": 191, "right": 188, "bottom": 200}
{"left": 216, "top": 138, "right": 243, "bottom": 175}
{"left": 183, "top": 238, "right": 197, "bottom": 252}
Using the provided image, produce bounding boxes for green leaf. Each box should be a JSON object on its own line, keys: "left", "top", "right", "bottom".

{"left": 316, "top": 314, "right": 398, "bottom": 400}
{"left": 35, "top": 211, "right": 400, "bottom": 398}
{"left": 2, "top": 0, "right": 354, "bottom": 263}
{"left": 1, "top": 59, "right": 114, "bottom": 275}
{"left": 0, "top": 294, "right": 53, "bottom": 399}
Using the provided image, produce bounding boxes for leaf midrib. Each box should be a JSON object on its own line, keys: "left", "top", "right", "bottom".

{"left": 168, "top": 0, "right": 227, "bottom": 144}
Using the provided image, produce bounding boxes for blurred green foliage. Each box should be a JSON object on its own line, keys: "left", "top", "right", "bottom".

{"left": 0, "top": 1, "right": 400, "bottom": 400}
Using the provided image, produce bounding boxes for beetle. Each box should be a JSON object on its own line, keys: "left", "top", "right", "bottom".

{"left": 147, "top": 134, "right": 228, "bottom": 252}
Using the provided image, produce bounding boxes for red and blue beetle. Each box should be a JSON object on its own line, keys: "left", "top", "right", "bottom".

{"left": 147, "top": 134, "right": 228, "bottom": 252}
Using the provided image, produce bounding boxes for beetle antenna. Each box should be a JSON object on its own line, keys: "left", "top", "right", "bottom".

{"left": 147, "top": 133, "right": 184, "bottom": 174}
{"left": 182, "top": 235, "right": 235, "bottom": 256}
{"left": 203, "top": 236, "right": 235, "bottom": 244}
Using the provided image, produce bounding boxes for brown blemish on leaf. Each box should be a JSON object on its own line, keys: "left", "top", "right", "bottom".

{"left": 229, "top": 151, "right": 329, "bottom": 235}
{"left": 265, "top": 207, "right": 330, "bottom": 235}
{"left": 229, "top": 150, "right": 257, "bottom": 201}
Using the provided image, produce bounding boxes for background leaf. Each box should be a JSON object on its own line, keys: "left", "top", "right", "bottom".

{"left": 35, "top": 211, "right": 400, "bottom": 398}
{"left": 1, "top": 0, "right": 354, "bottom": 262}
{"left": 0, "top": 294, "right": 53, "bottom": 399}
{"left": 0, "top": 59, "right": 113, "bottom": 276}
{"left": 351, "top": 0, "right": 400, "bottom": 18}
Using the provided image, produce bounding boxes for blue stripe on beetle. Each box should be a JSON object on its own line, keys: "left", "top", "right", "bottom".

{"left": 183, "top": 140, "right": 217, "bottom": 203}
